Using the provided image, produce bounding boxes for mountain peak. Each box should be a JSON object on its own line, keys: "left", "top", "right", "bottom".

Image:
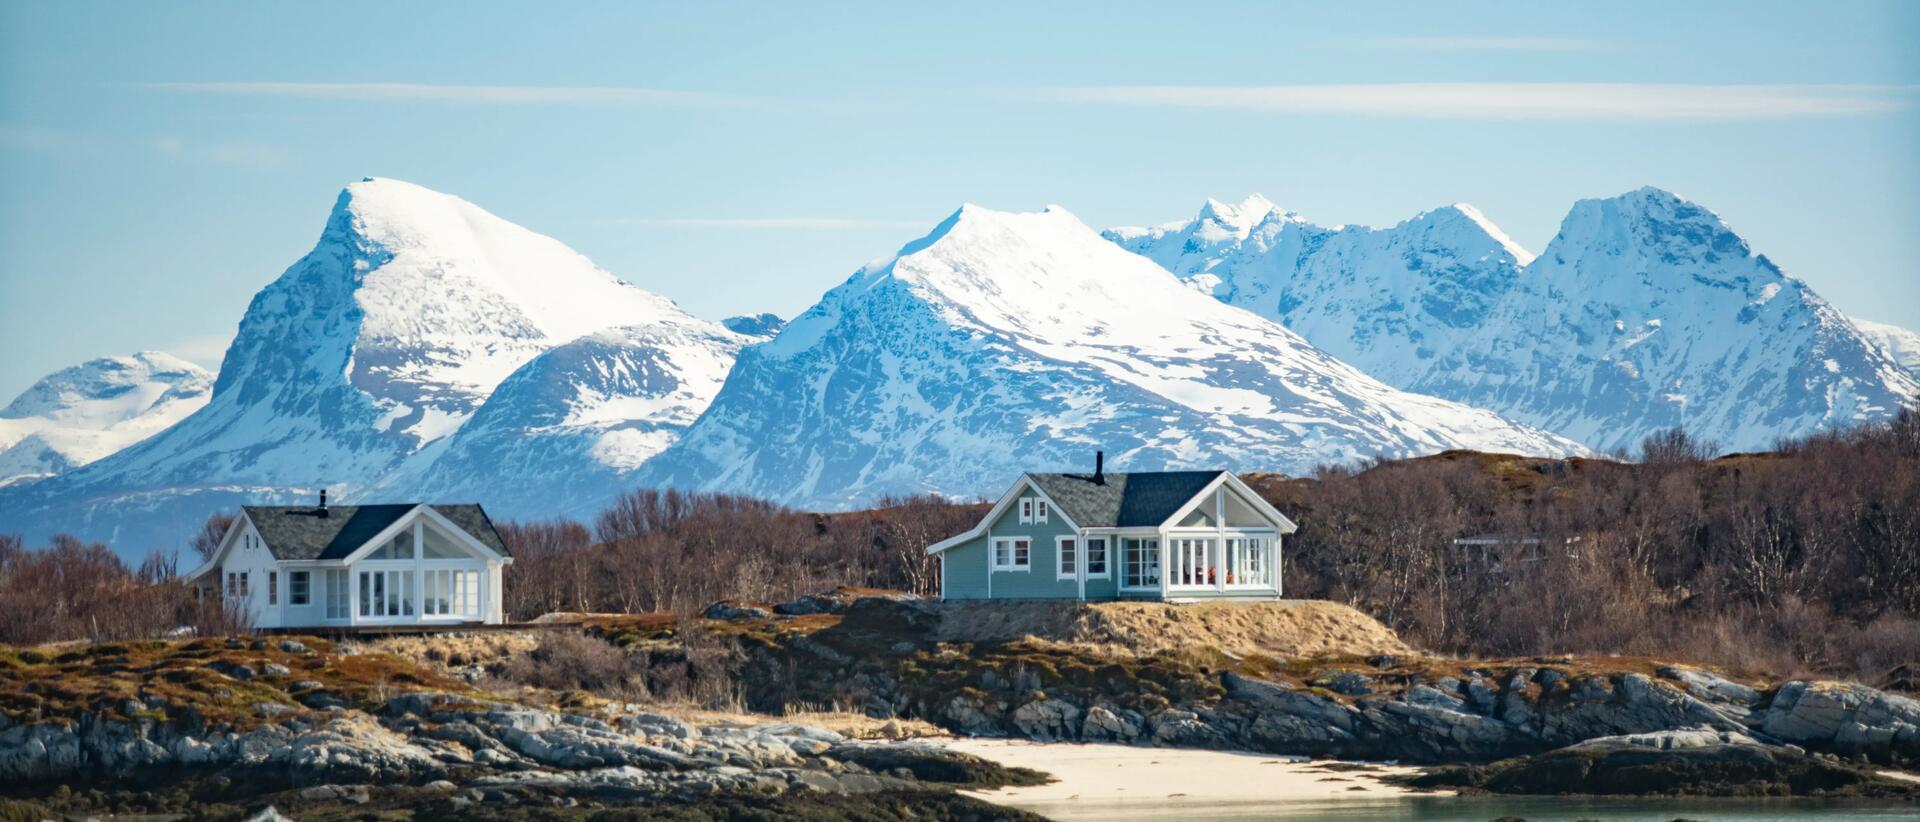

{"left": 1413, "top": 203, "right": 1535, "bottom": 265}
{"left": 1548, "top": 186, "right": 1756, "bottom": 276}
{"left": 1198, "top": 194, "right": 1279, "bottom": 229}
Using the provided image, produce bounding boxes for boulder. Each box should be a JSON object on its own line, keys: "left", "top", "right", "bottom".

{"left": 703, "top": 602, "right": 773, "bottom": 621}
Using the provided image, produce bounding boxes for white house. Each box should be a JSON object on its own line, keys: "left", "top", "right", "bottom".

{"left": 185, "top": 496, "right": 513, "bottom": 629}
{"left": 927, "top": 454, "right": 1298, "bottom": 601}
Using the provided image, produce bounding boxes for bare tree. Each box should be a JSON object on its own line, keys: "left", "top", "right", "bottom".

{"left": 189, "top": 512, "right": 235, "bottom": 562}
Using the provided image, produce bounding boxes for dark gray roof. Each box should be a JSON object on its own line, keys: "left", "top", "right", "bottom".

{"left": 240, "top": 503, "right": 510, "bottom": 561}
{"left": 1026, "top": 471, "right": 1226, "bottom": 528}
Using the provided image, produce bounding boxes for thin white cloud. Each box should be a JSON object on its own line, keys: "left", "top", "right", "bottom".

{"left": 1349, "top": 36, "right": 1607, "bottom": 52}
{"left": 151, "top": 136, "right": 291, "bottom": 170}
{"left": 596, "top": 217, "right": 924, "bottom": 230}
{"left": 999, "top": 83, "right": 1918, "bottom": 120}
{"left": 148, "top": 82, "right": 757, "bottom": 107}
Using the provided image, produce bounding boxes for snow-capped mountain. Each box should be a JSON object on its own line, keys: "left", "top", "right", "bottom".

{"left": 1111, "top": 198, "right": 1534, "bottom": 389}
{"left": 1111, "top": 188, "right": 1919, "bottom": 453}
{"left": 634, "top": 204, "right": 1589, "bottom": 509}
{"left": 371, "top": 319, "right": 748, "bottom": 521}
{"left": 1851, "top": 316, "right": 1920, "bottom": 375}
{"left": 0, "top": 352, "right": 212, "bottom": 487}
{"left": 0, "top": 178, "right": 708, "bottom": 554}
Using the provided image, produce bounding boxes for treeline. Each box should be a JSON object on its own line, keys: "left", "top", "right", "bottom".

{"left": 499, "top": 491, "right": 981, "bottom": 619}
{"left": 0, "top": 536, "right": 242, "bottom": 646}
{"left": 1263, "top": 410, "right": 1920, "bottom": 681}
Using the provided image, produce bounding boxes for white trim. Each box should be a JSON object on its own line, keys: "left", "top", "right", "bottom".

{"left": 1034, "top": 498, "right": 1049, "bottom": 525}
{"left": 1019, "top": 498, "right": 1034, "bottom": 524}
{"left": 1056, "top": 534, "right": 1079, "bottom": 580}
{"left": 926, "top": 475, "right": 1084, "bottom": 555}
{"left": 337, "top": 505, "right": 509, "bottom": 565}
{"left": 1159, "top": 472, "right": 1298, "bottom": 534}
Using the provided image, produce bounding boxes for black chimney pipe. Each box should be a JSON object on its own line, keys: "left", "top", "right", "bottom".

{"left": 1094, "top": 450, "right": 1105, "bottom": 485}
{"left": 319, "top": 488, "right": 328, "bottom": 516}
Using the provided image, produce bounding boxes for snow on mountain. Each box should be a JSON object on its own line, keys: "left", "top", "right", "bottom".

{"left": 1111, "top": 188, "right": 1920, "bottom": 453}
{"left": 371, "top": 319, "right": 748, "bottom": 521}
{"left": 1111, "top": 200, "right": 1535, "bottom": 389}
{"left": 0, "top": 352, "right": 212, "bottom": 487}
{"left": 0, "top": 178, "right": 695, "bottom": 555}
{"left": 634, "top": 204, "right": 1589, "bottom": 509}
{"left": 1851, "top": 316, "right": 1920, "bottom": 375}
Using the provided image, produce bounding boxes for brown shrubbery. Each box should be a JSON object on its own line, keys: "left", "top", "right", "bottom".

{"left": 500, "top": 490, "right": 982, "bottom": 619}
{"left": 1268, "top": 411, "right": 1920, "bottom": 682}
{"left": 0, "top": 535, "right": 244, "bottom": 646}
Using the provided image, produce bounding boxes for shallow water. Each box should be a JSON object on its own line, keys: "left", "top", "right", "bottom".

{"left": 1003, "top": 795, "right": 1918, "bottom": 821}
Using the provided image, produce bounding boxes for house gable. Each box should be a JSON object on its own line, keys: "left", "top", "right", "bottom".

{"left": 337, "top": 505, "right": 508, "bottom": 565}
{"left": 184, "top": 511, "right": 263, "bottom": 583}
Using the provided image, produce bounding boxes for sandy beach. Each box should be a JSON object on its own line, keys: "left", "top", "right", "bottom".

{"left": 940, "top": 738, "right": 1441, "bottom": 820}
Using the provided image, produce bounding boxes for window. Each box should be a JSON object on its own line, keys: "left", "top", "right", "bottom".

{"left": 421, "top": 524, "right": 467, "bottom": 559}
{"left": 1086, "top": 538, "right": 1109, "bottom": 578}
{"left": 358, "top": 569, "right": 420, "bottom": 617}
{"left": 1057, "top": 537, "right": 1077, "bottom": 579}
{"left": 290, "top": 571, "right": 311, "bottom": 605}
{"left": 268, "top": 571, "right": 278, "bottom": 605}
{"left": 1123, "top": 538, "right": 1160, "bottom": 589}
{"left": 1034, "top": 499, "right": 1049, "bottom": 524}
{"left": 226, "top": 572, "right": 236, "bottom": 597}
{"left": 1170, "top": 538, "right": 1216, "bottom": 587}
{"left": 1018, "top": 498, "right": 1034, "bottom": 524}
{"left": 238, "top": 572, "right": 250, "bottom": 597}
{"left": 368, "top": 530, "right": 415, "bottom": 560}
{"left": 326, "top": 570, "right": 348, "bottom": 619}
{"left": 991, "top": 537, "right": 1030, "bottom": 571}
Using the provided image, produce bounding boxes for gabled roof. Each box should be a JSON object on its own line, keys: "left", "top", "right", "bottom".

{"left": 1026, "top": 471, "right": 1226, "bottom": 528}
{"left": 241, "top": 503, "right": 510, "bottom": 561}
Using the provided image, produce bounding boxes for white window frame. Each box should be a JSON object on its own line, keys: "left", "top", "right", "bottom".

{"left": 325, "top": 569, "right": 348, "bottom": 619}
{"left": 1056, "top": 536, "right": 1078, "bottom": 579}
{"left": 289, "top": 571, "right": 311, "bottom": 605}
{"left": 992, "top": 537, "right": 1030, "bottom": 571}
{"left": 1086, "top": 537, "right": 1110, "bottom": 579}
{"left": 1035, "top": 499, "right": 1049, "bottom": 524}
{"left": 267, "top": 571, "right": 278, "bottom": 605}
{"left": 1018, "top": 498, "right": 1034, "bottom": 524}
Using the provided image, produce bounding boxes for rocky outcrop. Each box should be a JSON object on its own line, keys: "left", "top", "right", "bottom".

{"left": 736, "top": 598, "right": 1920, "bottom": 770}
{"left": 0, "top": 690, "right": 1037, "bottom": 813}
{"left": 1410, "top": 727, "right": 1916, "bottom": 798}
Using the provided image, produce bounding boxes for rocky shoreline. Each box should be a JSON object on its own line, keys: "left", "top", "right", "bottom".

{"left": 718, "top": 597, "right": 1920, "bottom": 798}
{"left": 5, "top": 597, "right": 1919, "bottom": 816}
{"left": 0, "top": 634, "right": 1047, "bottom": 819}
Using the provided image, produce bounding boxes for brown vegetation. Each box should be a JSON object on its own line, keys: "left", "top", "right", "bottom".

{"left": 0, "top": 635, "right": 469, "bottom": 728}
{"left": 1261, "top": 413, "right": 1920, "bottom": 682}
{"left": 929, "top": 599, "right": 1412, "bottom": 659}
{"left": 500, "top": 489, "right": 983, "bottom": 618}
{"left": 0, "top": 535, "right": 243, "bottom": 646}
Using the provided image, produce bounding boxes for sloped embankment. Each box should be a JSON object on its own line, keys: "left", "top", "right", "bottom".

{"left": 931, "top": 598, "right": 1412, "bottom": 659}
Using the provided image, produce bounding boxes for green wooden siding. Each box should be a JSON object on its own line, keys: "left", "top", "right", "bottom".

{"left": 980, "top": 490, "right": 1080, "bottom": 599}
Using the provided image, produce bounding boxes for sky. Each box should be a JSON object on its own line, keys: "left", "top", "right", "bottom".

{"left": 2, "top": 1, "right": 1917, "bottom": 400}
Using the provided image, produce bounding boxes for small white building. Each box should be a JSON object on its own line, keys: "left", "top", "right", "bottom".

{"left": 185, "top": 497, "right": 513, "bottom": 630}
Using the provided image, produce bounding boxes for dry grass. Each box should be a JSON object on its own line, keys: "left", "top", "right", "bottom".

{"left": 932, "top": 599, "right": 1414, "bottom": 659}
{"left": 0, "top": 636, "right": 475, "bottom": 729}
{"left": 352, "top": 632, "right": 539, "bottom": 669}
{"left": 654, "top": 703, "right": 946, "bottom": 740}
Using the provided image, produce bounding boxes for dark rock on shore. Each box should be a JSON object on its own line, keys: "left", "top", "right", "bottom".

{"left": 1407, "top": 729, "right": 1919, "bottom": 798}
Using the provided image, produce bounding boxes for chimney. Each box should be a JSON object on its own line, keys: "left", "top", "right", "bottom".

{"left": 318, "top": 488, "right": 328, "bottom": 516}
{"left": 1094, "top": 450, "right": 1105, "bottom": 485}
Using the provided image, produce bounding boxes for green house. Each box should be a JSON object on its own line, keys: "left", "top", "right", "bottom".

{"left": 928, "top": 454, "right": 1298, "bottom": 601}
